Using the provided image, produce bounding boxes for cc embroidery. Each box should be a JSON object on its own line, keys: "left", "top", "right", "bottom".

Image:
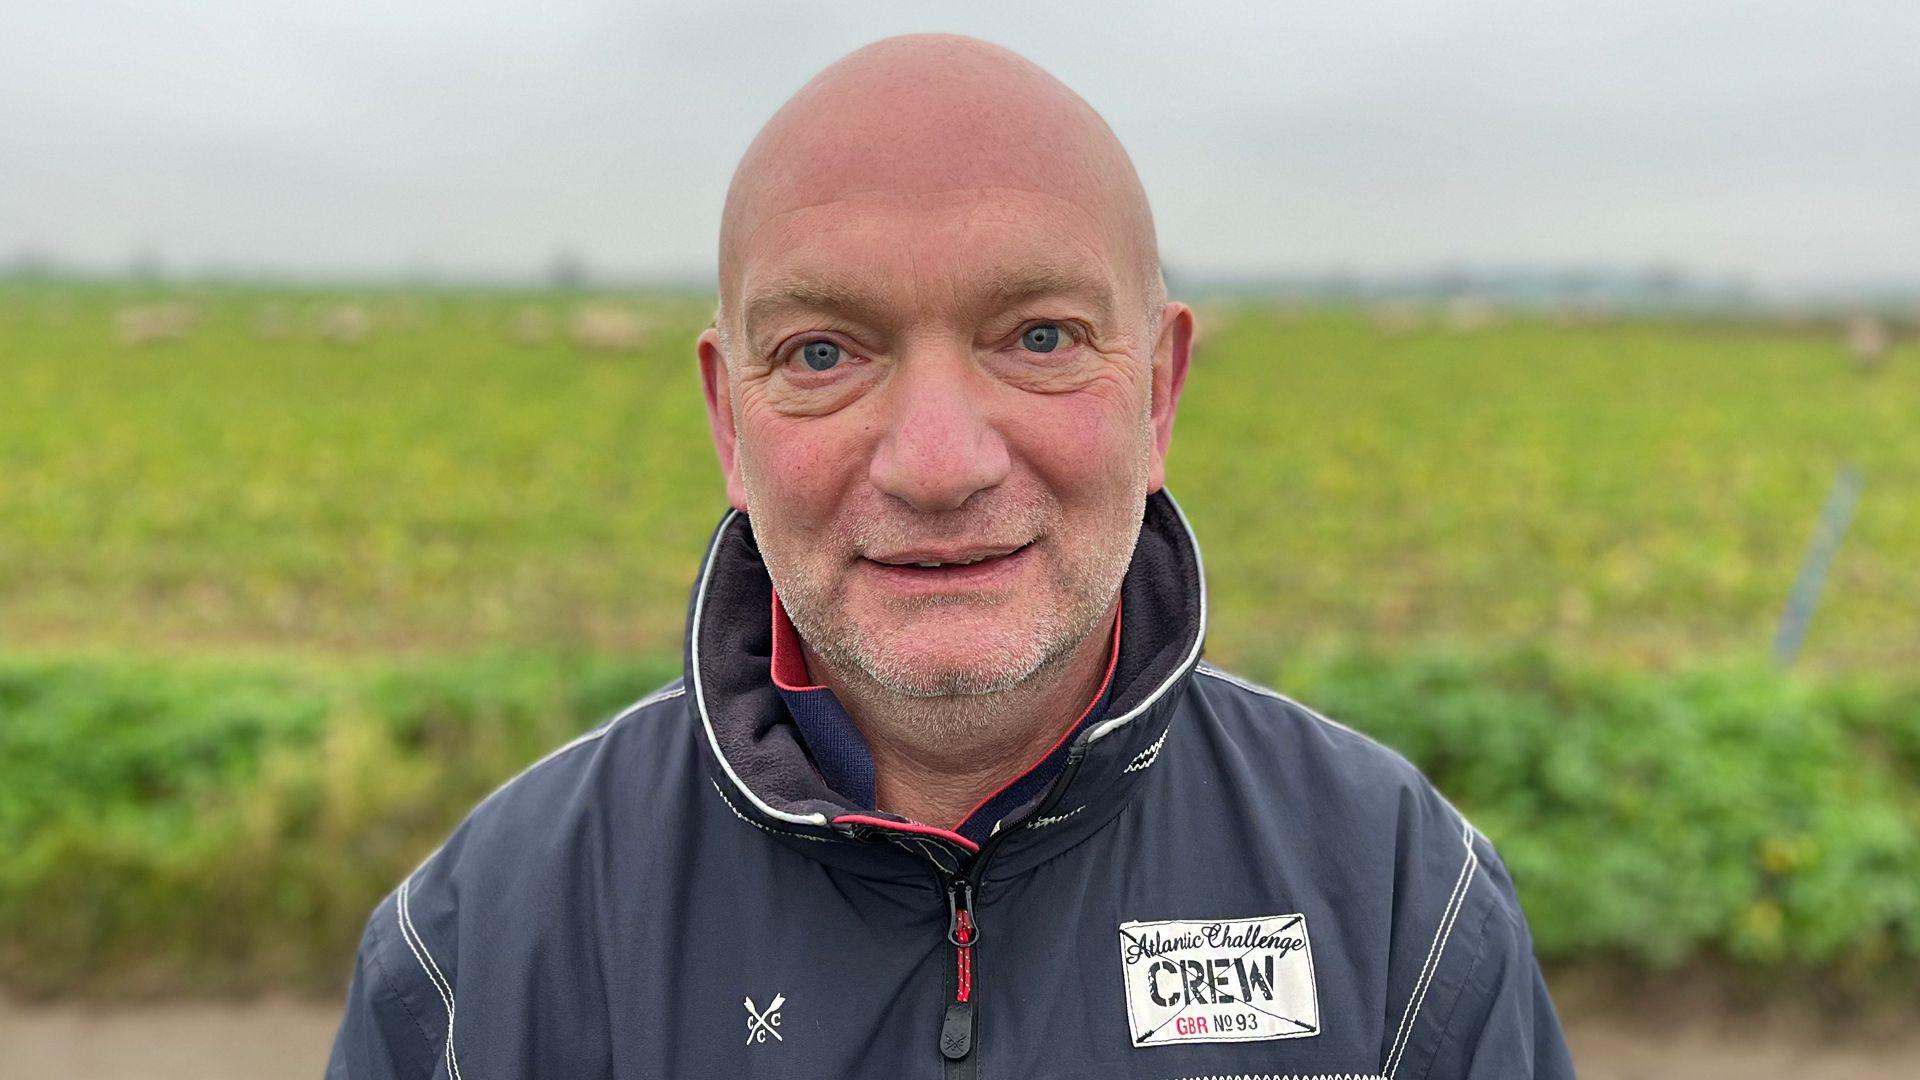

{"left": 1117, "top": 914, "right": 1319, "bottom": 1047}
{"left": 744, "top": 993, "right": 784, "bottom": 1044}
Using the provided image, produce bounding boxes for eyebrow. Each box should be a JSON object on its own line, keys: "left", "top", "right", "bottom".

{"left": 743, "top": 276, "right": 891, "bottom": 349}
{"left": 742, "top": 263, "right": 1116, "bottom": 350}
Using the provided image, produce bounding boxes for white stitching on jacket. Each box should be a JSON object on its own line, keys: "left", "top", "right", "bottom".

{"left": 690, "top": 511, "right": 833, "bottom": 828}
{"left": 399, "top": 682, "right": 689, "bottom": 885}
{"left": 396, "top": 876, "right": 463, "bottom": 1080}
{"left": 1193, "top": 664, "right": 1489, "bottom": 845}
{"left": 497, "top": 684, "right": 685, "bottom": 794}
{"left": 384, "top": 680, "right": 690, "bottom": 1077}
{"left": 1192, "top": 663, "right": 1489, "bottom": 1078}
{"left": 1384, "top": 823, "right": 1478, "bottom": 1079}
{"left": 1124, "top": 725, "right": 1171, "bottom": 773}
{"left": 1196, "top": 663, "right": 1375, "bottom": 739}
{"left": 1161, "top": 1074, "right": 1385, "bottom": 1079}
{"left": 1029, "top": 803, "right": 1090, "bottom": 826}
{"left": 1085, "top": 490, "right": 1209, "bottom": 745}
{"left": 908, "top": 836, "right": 961, "bottom": 875}
{"left": 710, "top": 778, "right": 830, "bottom": 841}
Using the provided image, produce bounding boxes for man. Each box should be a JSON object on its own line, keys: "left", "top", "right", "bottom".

{"left": 329, "top": 32, "right": 1574, "bottom": 1079}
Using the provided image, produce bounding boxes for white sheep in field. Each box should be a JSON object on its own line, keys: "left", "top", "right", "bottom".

{"left": 114, "top": 301, "right": 198, "bottom": 347}
{"left": 1844, "top": 313, "right": 1892, "bottom": 373}
{"left": 568, "top": 305, "right": 651, "bottom": 352}
{"left": 316, "top": 303, "right": 374, "bottom": 345}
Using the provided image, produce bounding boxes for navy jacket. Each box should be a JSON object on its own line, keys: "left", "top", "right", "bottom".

{"left": 329, "top": 489, "right": 1576, "bottom": 1079}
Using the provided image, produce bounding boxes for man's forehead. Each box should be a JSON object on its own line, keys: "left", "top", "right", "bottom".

{"left": 737, "top": 187, "right": 1125, "bottom": 327}
{"left": 742, "top": 184, "right": 1108, "bottom": 244}
{"left": 743, "top": 261, "right": 1117, "bottom": 343}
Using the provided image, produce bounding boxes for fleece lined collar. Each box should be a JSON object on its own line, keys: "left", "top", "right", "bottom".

{"left": 685, "top": 487, "right": 1208, "bottom": 876}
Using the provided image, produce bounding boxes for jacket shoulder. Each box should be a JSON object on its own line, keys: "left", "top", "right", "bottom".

{"left": 1188, "top": 662, "right": 1571, "bottom": 1076}
{"left": 1192, "top": 661, "right": 1464, "bottom": 818}
{"left": 330, "top": 678, "right": 692, "bottom": 1074}
{"left": 454, "top": 677, "right": 689, "bottom": 836}
{"left": 1189, "top": 659, "right": 1506, "bottom": 908}
{"left": 416, "top": 675, "right": 691, "bottom": 887}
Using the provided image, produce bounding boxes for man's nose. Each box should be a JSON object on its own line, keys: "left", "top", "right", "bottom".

{"left": 867, "top": 349, "right": 1012, "bottom": 512}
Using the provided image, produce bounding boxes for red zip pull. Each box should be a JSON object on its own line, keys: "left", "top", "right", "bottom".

{"left": 941, "top": 878, "right": 978, "bottom": 1061}
{"left": 953, "top": 912, "right": 974, "bottom": 1002}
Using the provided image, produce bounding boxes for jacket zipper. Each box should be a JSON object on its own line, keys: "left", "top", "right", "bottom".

{"left": 939, "top": 877, "right": 977, "bottom": 1073}
{"left": 930, "top": 746, "right": 1092, "bottom": 1079}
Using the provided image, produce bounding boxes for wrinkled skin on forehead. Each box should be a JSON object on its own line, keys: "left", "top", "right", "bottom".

{"left": 696, "top": 32, "right": 1193, "bottom": 830}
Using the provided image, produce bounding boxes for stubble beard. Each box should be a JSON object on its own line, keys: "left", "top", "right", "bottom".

{"left": 742, "top": 404, "right": 1153, "bottom": 744}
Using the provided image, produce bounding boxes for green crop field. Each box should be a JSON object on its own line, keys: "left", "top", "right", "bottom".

{"left": 3, "top": 284, "right": 1916, "bottom": 669}
{"left": 3, "top": 282, "right": 1918, "bottom": 994}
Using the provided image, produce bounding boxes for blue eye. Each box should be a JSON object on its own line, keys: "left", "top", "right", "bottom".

{"left": 1022, "top": 324, "right": 1064, "bottom": 353}
{"left": 799, "top": 340, "right": 842, "bottom": 371}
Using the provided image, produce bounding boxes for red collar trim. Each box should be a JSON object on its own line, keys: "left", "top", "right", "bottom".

{"left": 950, "top": 595, "right": 1122, "bottom": 833}
{"left": 770, "top": 590, "right": 828, "bottom": 692}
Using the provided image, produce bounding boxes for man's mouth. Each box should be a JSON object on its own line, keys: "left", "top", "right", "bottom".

{"left": 865, "top": 540, "right": 1032, "bottom": 568}
{"left": 859, "top": 540, "right": 1036, "bottom": 586}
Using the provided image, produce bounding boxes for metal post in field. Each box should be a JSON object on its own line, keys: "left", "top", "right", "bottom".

{"left": 1772, "top": 463, "right": 1864, "bottom": 667}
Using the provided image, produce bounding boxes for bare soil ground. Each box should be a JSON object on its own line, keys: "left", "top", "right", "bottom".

{"left": 3, "top": 994, "right": 1917, "bottom": 1079}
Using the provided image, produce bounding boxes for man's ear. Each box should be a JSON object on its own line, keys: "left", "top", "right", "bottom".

{"left": 697, "top": 326, "right": 750, "bottom": 512}
{"left": 1146, "top": 301, "right": 1194, "bottom": 494}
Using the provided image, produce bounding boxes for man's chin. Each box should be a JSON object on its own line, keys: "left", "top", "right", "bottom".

{"left": 848, "top": 642, "right": 1043, "bottom": 699}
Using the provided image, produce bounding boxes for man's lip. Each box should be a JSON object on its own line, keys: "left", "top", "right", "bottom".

{"left": 863, "top": 540, "right": 1033, "bottom": 567}
{"left": 856, "top": 540, "right": 1036, "bottom": 593}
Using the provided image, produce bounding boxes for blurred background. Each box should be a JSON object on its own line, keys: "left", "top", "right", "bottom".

{"left": 2, "top": 3, "right": 1916, "bottom": 1077}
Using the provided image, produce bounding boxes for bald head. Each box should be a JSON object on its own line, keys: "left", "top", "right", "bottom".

{"left": 714, "top": 33, "right": 1165, "bottom": 351}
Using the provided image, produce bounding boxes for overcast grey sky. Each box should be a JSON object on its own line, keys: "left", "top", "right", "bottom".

{"left": 2, "top": 1, "right": 1913, "bottom": 289}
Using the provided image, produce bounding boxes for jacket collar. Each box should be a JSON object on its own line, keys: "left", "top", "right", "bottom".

{"left": 685, "top": 487, "right": 1208, "bottom": 880}
{"left": 769, "top": 585, "right": 1123, "bottom": 844}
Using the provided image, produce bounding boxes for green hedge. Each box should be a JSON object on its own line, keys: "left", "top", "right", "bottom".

{"left": 2, "top": 650, "right": 1916, "bottom": 994}
{"left": 1279, "top": 651, "right": 1920, "bottom": 973}
{"left": 0, "top": 653, "right": 678, "bottom": 994}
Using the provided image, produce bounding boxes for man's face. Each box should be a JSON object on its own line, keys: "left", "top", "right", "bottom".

{"left": 700, "top": 187, "right": 1188, "bottom": 698}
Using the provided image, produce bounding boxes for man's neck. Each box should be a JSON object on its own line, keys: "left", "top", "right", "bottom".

{"left": 799, "top": 601, "right": 1119, "bottom": 831}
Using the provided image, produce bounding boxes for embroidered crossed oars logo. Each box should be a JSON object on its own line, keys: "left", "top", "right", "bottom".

{"left": 744, "top": 994, "right": 785, "bottom": 1044}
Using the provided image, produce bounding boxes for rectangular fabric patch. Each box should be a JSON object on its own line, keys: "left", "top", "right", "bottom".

{"left": 1117, "top": 913, "right": 1319, "bottom": 1047}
